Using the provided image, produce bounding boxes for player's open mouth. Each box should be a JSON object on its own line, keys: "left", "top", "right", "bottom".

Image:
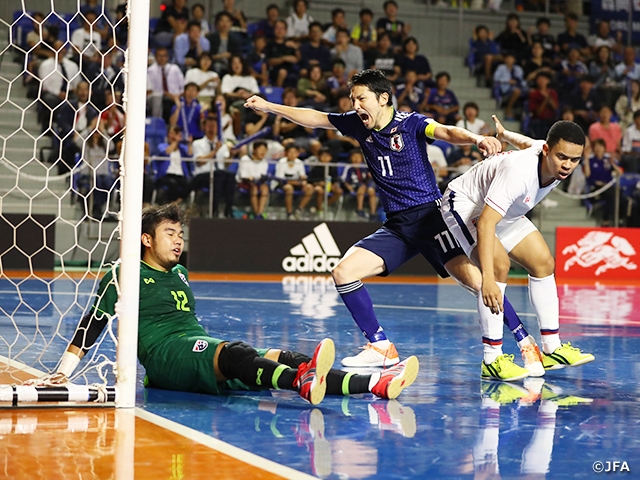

{"left": 358, "top": 112, "right": 370, "bottom": 125}
{"left": 173, "top": 248, "right": 181, "bottom": 255}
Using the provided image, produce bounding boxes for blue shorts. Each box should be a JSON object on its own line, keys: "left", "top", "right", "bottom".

{"left": 355, "top": 201, "right": 464, "bottom": 278}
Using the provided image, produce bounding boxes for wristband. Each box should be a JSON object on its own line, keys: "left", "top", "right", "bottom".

{"left": 58, "top": 351, "right": 81, "bottom": 377}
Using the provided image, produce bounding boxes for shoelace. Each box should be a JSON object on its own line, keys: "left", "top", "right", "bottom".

{"left": 293, "top": 361, "right": 311, "bottom": 388}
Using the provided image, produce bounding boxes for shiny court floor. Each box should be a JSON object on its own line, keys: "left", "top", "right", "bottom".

{"left": 2, "top": 277, "right": 640, "bottom": 479}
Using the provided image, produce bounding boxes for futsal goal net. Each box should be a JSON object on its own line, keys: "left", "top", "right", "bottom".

{"left": 0, "top": 0, "right": 149, "bottom": 407}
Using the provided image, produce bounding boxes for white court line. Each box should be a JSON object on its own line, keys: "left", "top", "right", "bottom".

{"left": 0, "top": 354, "right": 48, "bottom": 378}
{"left": 134, "top": 408, "right": 317, "bottom": 480}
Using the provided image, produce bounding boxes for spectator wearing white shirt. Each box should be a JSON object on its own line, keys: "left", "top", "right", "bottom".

{"left": 456, "top": 102, "right": 491, "bottom": 136}
{"left": 184, "top": 53, "right": 220, "bottom": 110}
{"left": 221, "top": 55, "right": 261, "bottom": 101}
{"left": 38, "top": 41, "right": 80, "bottom": 129}
{"left": 322, "top": 8, "right": 348, "bottom": 47}
{"left": 236, "top": 141, "right": 271, "bottom": 219}
{"left": 621, "top": 110, "right": 640, "bottom": 173}
{"left": 154, "top": 126, "right": 193, "bottom": 204}
{"left": 191, "top": 113, "right": 235, "bottom": 217}
{"left": 191, "top": 3, "right": 210, "bottom": 36}
{"left": 614, "top": 46, "right": 640, "bottom": 88}
{"left": 173, "top": 21, "right": 211, "bottom": 71}
{"left": 275, "top": 144, "right": 312, "bottom": 219}
{"left": 69, "top": 10, "right": 101, "bottom": 70}
{"left": 147, "top": 47, "right": 185, "bottom": 122}
{"left": 286, "top": 0, "right": 314, "bottom": 41}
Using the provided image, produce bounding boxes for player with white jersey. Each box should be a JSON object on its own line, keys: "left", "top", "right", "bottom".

{"left": 440, "top": 117, "right": 595, "bottom": 380}
{"left": 246, "top": 69, "right": 545, "bottom": 380}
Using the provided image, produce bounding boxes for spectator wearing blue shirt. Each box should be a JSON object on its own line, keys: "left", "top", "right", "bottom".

{"left": 557, "top": 13, "right": 589, "bottom": 58}
{"left": 174, "top": 21, "right": 211, "bottom": 71}
{"left": 426, "top": 72, "right": 460, "bottom": 125}
{"left": 80, "top": 0, "right": 112, "bottom": 41}
{"left": 170, "top": 83, "right": 204, "bottom": 141}
{"left": 299, "top": 22, "right": 333, "bottom": 74}
{"left": 470, "top": 25, "right": 499, "bottom": 87}
{"left": 583, "top": 138, "right": 624, "bottom": 226}
{"left": 396, "top": 37, "right": 432, "bottom": 88}
{"left": 559, "top": 48, "right": 589, "bottom": 96}
{"left": 395, "top": 70, "right": 425, "bottom": 112}
{"left": 493, "top": 53, "right": 526, "bottom": 120}
{"left": 254, "top": 4, "right": 280, "bottom": 41}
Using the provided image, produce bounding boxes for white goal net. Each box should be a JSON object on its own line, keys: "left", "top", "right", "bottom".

{"left": 0, "top": 1, "right": 148, "bottom": 407}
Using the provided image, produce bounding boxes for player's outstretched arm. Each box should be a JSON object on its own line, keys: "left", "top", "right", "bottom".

{"left": 432, "top": 123, "right": 502, "bottom": 157}
{"left": 244, "top": 95, "right": 336, "bottom": 130}
{"left": 492, "top": 115, "right": 535, "bottom": 150}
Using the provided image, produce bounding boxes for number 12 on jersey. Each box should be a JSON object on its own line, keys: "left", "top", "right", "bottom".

{"left": 377, "top": 155, "right": 394, "bottom": 177}
{"left": 171, "top": 290, "right": 190, "bottom": 311}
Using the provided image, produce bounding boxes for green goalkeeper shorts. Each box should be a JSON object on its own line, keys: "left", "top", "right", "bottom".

{"left": 143, "top": 335, "right": 269, "bottom": 395}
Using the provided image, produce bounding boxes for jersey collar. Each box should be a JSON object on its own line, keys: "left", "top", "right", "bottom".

{"left": 374, "top": 107, "right": 395, "bottom": 132}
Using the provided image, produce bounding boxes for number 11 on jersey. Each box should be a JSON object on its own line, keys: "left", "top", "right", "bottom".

{"left": 377, "top": 155, "right": 394, "bottom": 177}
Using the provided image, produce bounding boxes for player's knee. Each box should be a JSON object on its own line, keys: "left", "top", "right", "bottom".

{"left": 219, "top": 341, "right": 259, "bottom": 375}
{"left": 331, "top": 260, "right": 353, "bottom": 284}
{"left": 531, "top": 255, "right": 555, "bottom": 277}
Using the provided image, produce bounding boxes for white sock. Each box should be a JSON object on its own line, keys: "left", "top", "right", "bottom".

{"left": 528, "top": 275, "right": 561, "bottom": 353}
{"left": 479, "top": 281, "right": 507, "bottom": 364}
{"left": 367, "top": 372, "right": 381, "bottom": 391}
{"left": 371, "top": 339, "right": 391, "bottom": 349}
{"left": 517, "top": 334, "right": 536, "bottom": 349}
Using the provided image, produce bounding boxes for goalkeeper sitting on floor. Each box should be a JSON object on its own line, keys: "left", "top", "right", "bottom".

{"left": 40, "top": 204, "right": 418, "bottom": 405}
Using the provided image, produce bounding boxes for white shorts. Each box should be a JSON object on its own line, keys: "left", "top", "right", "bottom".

{"left": 440, "top": 188, "right": 538, "bottom": 257}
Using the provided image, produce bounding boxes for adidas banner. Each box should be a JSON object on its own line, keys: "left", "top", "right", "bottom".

{"left": 189, "top": 219, "right": 438, "bottom": 276}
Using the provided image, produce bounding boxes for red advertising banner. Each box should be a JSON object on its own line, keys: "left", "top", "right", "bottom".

{"left": 555, "top": 227, "right": 640, "bottom": 281}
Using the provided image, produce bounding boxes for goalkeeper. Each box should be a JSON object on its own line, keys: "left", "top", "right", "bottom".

{"left": 43, "top": 204, "right": 418, "bottom": 405}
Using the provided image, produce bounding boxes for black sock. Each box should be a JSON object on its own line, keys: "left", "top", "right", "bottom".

{"left": 325, "top": 369, "right": 371, "bottom": 396}
{"left": 253, "top": 357, "right": 297, "bottom": 390}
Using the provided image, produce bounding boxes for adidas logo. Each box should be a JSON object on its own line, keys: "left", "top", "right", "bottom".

{"left": 282, "top": 223, "right": 342, "bottom": 273}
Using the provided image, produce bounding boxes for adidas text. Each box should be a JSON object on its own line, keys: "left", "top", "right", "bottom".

{"left": 282, "top": 223, "right": 342, "bottom": 273}
{"left": 282, "top": 254, "right": 340, "bottom": 273}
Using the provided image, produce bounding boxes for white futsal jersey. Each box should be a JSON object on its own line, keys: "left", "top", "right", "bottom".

{"left": 447, "top": 140, "right": 556, "bottom": 221}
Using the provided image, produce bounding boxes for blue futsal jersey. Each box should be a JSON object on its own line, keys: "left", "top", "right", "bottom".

{"left": 328, "top": 110, "right": 441, "bottom": 213}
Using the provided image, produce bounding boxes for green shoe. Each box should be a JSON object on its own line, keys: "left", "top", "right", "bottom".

{"left": 481, "top": 354, "right": 530, "bottom": 382}
{"left": 481, "top": 381, "right": 530, "bottom": 404}
{"left": 541, "top": 385, "right": 593, "bottom": 406}
{"left": 542, "top": 343, "right": 595, "bottom": 370}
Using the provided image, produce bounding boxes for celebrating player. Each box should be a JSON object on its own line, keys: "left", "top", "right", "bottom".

{"left": 440, "top": 117, "right": 595, "bottom": 378}
{"left": 245, "top": 69, "right": 540, "bottom": 380}
{"left": 34, "top": 204, "right": 418, "bottom": 405}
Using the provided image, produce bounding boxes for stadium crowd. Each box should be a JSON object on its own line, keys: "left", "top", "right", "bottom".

{"left": 20, "top": 0, "right": 640, "bottom": 225}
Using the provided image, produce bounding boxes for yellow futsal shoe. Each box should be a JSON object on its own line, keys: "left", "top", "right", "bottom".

{"left": 542, "top": 343, "right": 595, "bottom": 371}
{"left": 541, "top": 384, "right": 593, "bottom": 407}
{"left": 481, "top": 381, "right": 530, "bottom": 405}
{"left": 481, "top": 354, "right": 530, "bottom": 382}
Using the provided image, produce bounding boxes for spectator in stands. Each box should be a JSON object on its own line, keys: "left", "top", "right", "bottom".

{"left": 147, "top": 47, "right": 185, "bottom": 123}
{"left": 153, "top": 0, "right": 189, "bottom": 48}
{"left": 557, "top": 13, "right": 589, "bottom": 58}
{"left": 621, "top": 110, "right": 640, "bottom": 173}
{"left": 212, "top": 93, "right": 237, "bottom": 142}
{"left": 207, "top": 12, "right": 243, "bottom": 76}
{"left": 342, "top": 149, "right": 377, "bottom": 220}
{"left": 365, "top": 32, "right": 399, "bottom": 83}
{"left": 217, "top": 0, "right": 247, "bottom": 32}
{"left": 174, "top": 21, "right": 210, "bottom": 71}
{"left": 297, "top": 65, "right": 330, "bottom": 110}
{"left": 492, "top": 53, "right": 525, "bottom": 120}
{"left": 396, "top": 37, "right": 432, "bottom": 88}
{"left": 114, "top": 3, "right": 128, "bottom": 48}
{"left": 25, "top": 12, "right": 53, "bottom": 94}
{"left": 425, "top": 71, "right": 460, "bottom": 124}
{"left": 39, "top": 41, "right": 80, "bottom": 129}
{"left": 286, "top": 0, "right": 313, "bottom": 41}
{"left": 80, "top": 0, "right": 112, "bottom": 41}
{"left": 99, "top": 89, "right": 125, "bottom": 151}
{"left": 588, "top": 20, "right": 622, "bottom": 57}
{"left": 527, "top": 17, "right": 556, "bottom": 59}
{"left": 427, "top": 142, "right": 448, "bottom": 189}
{"left": 495, "top": 13, "right": 528, "bottom": 63}
{"left": 221, "top": 55, "right": 260, "bottom": 105}
{"left": 236, "top": 141, "right": 271, "bottom": 219}
{"left": 447, "top": 144, "right": 483, "bottom": 179}
{"left": 154, "top": 126, "right": 193, "bottom": 204}
{"left": 395, "top": 70, "right": 426, "bottom": 112}
{"left": 376, "top": 0, "right": 410, "bottom": 54}
{"left": 274, "top": 88, "right": 322, "bottom": 157}
{"left": 351, "top": 8, "right": 377, "bottom": 53}
{"left": 184, "top": 53, "right": 220, "bottom": 110}
{"left": 299, "top": 21, "right": 332, "bottom": 74}
{"left": 304, "top": 147, "right": 343, "bottom": 217}
{"left": 326, "top": 59, "right": 349, "bottom": 102}
{"left": 67, "top": 81, "right": 99, "bottom": 148}
{"left": 170, "top": 82, "right": 204, "bottom": 141}
{"left": 614, "top": 46, "right": 640, "bottom": 88}
{"left": 331, "top": 28, "right": 364, "bottom": 79}
{"left": 78, "top": 130, "right": 115, "bottom": 219}
{"left": 583, "top": 138, "right": 623, "bottom": 226}
{"left": 191, "top": 113, "right": 235, "bottom": 217}
{"left": 527, "top": 72, "right": 559, "bottom": 138}
{"left": 523, "top": 41, "right": 555, "bottom": 87}
{"left": 455, "top": 101, "right": 491, "bottom": 136}
{"left": 69, "top": 10, "right": 102, "bottom": 77}
{"left": 243, "top": 94, "right": 276, "bottom": 136}
{"left": 275, "top": 144, "right": 311, "bottom": 219}
{"left": 91, "top": 50, "right": 125, "bottom": 111}
{"left": 323, "top": 8, "right": 348, "bottom": 47}
{"left": 255, "top": 4, "right": 280, "bottom": 41}
{"left": 247, "top": 35, "right": 270, "bottom": 87}
{"left": 470, "top": 25, "right": 499, "bottom": 88}
{"left": 567, "top": 76, "right": 600, "bottom": 132}
{"left": 589, "top": 105, "right": 622, "bottom": 158}
{"left": 191, "top": 3, "right": 210, "bottom": 35}
{"left": 615, "top": 79, "right": 640, "bottom": 130}
{"left": 589, "top": 45, "right": 620, "bottom": 108}
{"left": 559, "top": 48, "right": 588, "bottom": 96}
{"left": 266, "top": 20, "right": 301, "bottom": 88}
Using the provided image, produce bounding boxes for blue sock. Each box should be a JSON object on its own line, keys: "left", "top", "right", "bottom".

{"left": 503, "top": 296, "right": 529, "bottom": 343}
{"left": 336, "top": 281, "right": 387, "bottom": 342}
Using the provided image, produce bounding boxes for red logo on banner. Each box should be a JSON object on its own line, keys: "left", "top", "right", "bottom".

{"left": 556, "top": 227, "right": 640, "bottom": 280}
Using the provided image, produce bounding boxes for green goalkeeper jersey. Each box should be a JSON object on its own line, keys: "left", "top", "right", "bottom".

{"left": 93, "top": 261, "right": 206, "bottom": 366}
